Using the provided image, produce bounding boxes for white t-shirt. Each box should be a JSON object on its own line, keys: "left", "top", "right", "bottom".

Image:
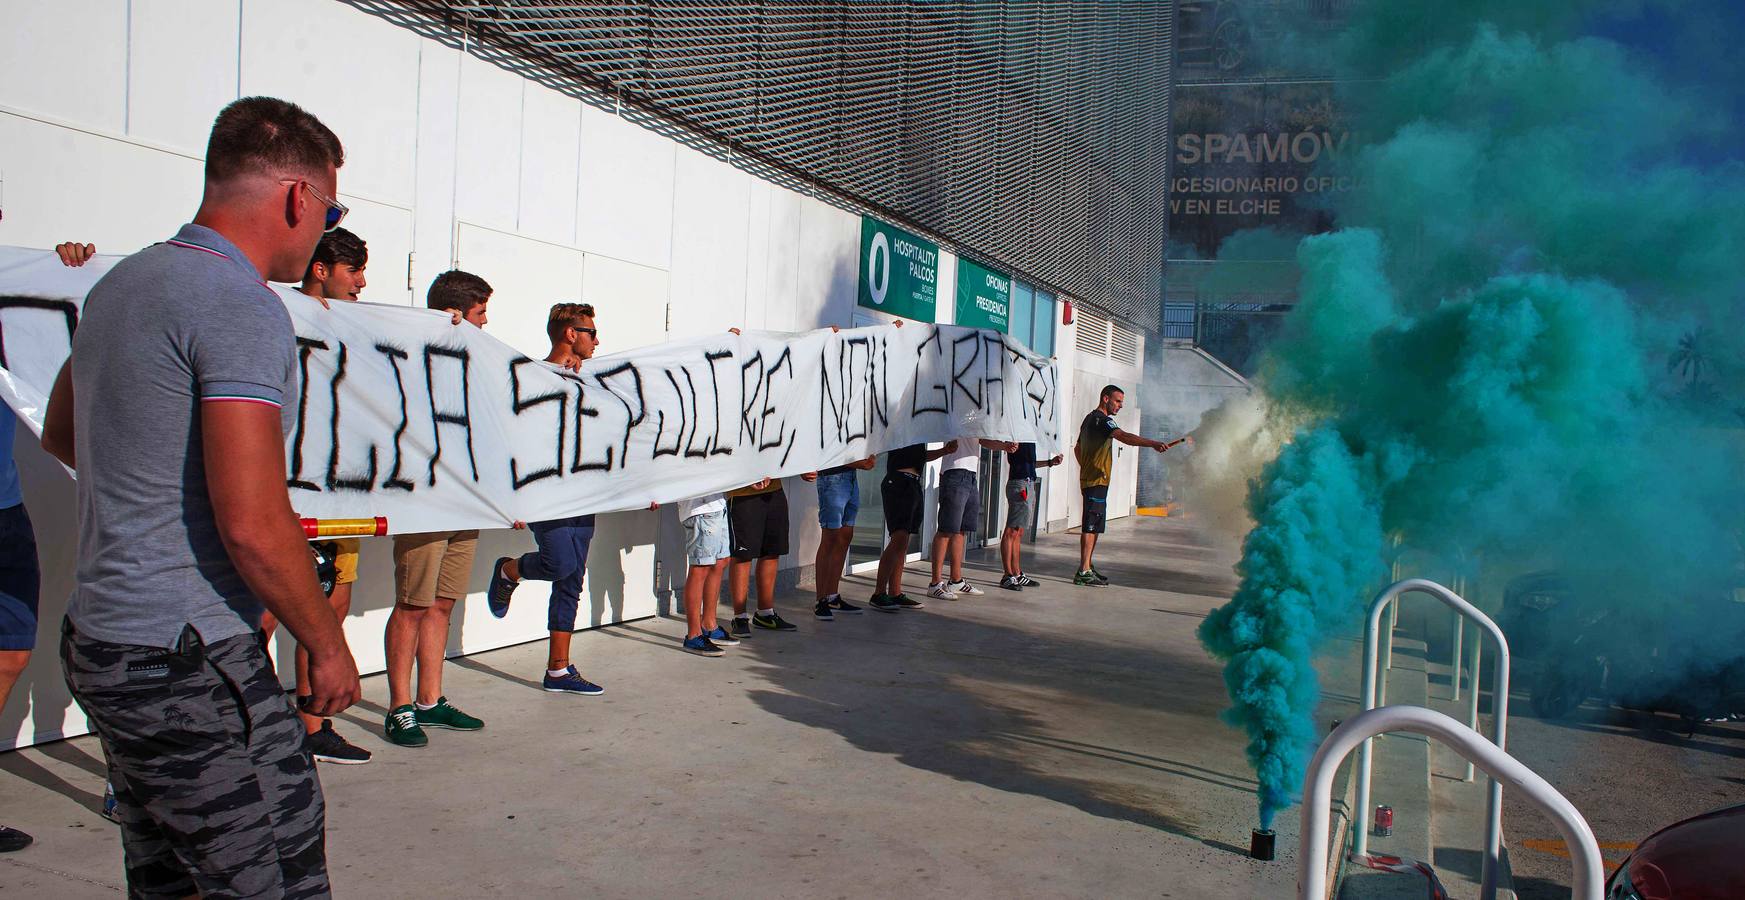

{"left": 942, "top": 436, "right": 980, "bottom": 472}
{"left": 677, "top": 493, "right": 726, "bottom": 521}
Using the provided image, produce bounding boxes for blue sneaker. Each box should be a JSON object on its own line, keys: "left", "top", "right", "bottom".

{"left": 487, "top": 556, "right": 517, "bottom": 618}
{"left": 705, "top": 625, "right": 740, "bottom": 646}
{"left": 682, "top": 634, "right": 725, "bottom": 657}
{"left": 542, "top": 665, "right": 604, "bottom": 695}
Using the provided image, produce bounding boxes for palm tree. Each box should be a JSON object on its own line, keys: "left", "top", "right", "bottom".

{"left": 1669, "top": 328, "right": 1709, "bottom": 385}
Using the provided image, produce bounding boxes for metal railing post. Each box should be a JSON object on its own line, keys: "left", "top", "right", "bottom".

{"left": 1450, "top": 609, "right": 1465, "bottom": 701}
{"left": 1299, "top": 706, "right": 1601, "bottom": 900}
{"left": 1463, "top": 619, "right": 1481, "bottom": 783}
{"left": 1354, "top": 578, "right": 1511, "bottom": 900}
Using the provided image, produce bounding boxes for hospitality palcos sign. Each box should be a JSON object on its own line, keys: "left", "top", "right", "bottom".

{"left": 954, "top": 257, "right": 1010, "bottom": 333}
{"left": 857, "top": 217, "right": 937, "bottom": 322}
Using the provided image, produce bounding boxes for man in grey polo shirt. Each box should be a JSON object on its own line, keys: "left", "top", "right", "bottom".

{"left": 41, "top": 96, "right": 360, "bottom": 900}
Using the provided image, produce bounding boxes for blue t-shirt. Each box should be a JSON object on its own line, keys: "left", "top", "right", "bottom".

{"left": 0, "top": 410, "right": 20, "bottom": 509}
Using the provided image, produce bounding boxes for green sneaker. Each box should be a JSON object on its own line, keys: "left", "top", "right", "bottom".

{"left": 1073, "top": 570, "right": 1106, "bottom": 587}
{"left": 414, "top": 696, "right": 484, "bottom": 731}
{"left": 384, "top": 704, "right": 428, "bottom": 747}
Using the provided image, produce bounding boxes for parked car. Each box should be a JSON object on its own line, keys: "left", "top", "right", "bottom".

{"left": 1497, "top": 571, "right": 1745, "bottom": 728}
{"left": 1605, "top": 804, "right": 1745, "bottom": 899}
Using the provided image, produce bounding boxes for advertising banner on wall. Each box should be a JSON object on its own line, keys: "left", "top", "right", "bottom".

{"left": 857, "top": 217, "right": 938, "bottom": 321}
{"left": 1168, "top": 80, "right": 1350, "bottom": 260}
{"left": 0, "top": 247, "right": 1061, "bottom": 535}
{"left": 953, "top": 257, "right": 1010, "bottom": 333}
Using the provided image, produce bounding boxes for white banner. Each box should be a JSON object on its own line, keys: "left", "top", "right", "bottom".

{"left": 0, "top": 246, "right": 1062, "bottom": 533}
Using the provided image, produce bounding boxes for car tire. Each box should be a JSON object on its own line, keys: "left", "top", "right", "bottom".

{"left": 1531, "top": 663, "right": 1592, "bottom": 720}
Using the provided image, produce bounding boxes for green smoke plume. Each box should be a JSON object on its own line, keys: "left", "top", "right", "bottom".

{"left": 1198, "top": 0, "right": 1745, "bottom": 826}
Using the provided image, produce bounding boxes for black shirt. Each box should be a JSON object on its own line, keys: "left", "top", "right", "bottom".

{"left": 887, "top": 443, "right": 928, "bottom": 473}
{"left": 1008, "top": 442, "right": 1038, "bottom": 481}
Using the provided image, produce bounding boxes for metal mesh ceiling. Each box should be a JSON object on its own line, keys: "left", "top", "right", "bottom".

{"left": 343, "top": 1, "right": 1173, "bottom": 328}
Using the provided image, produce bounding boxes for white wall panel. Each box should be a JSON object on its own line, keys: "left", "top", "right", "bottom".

{"left": 794, "top": 195, "right": 857, "bottom": 331}
{"left": 576, "top": 105, "right": 673, "bottom": 269}
{"left": 455, "top": 221, "right": 585, "bottom": 359}
{"left": 333, "top": 197, "right": 414, "bottom": 306}
{"left": 0, "top": 113, "right": 199, "bottom": 253}
{"left": 128, "top": 0, "right": 240, "bottom": 154}
{"left": 452, "top": 55, "right": 523, "bottom": 232}
{"left": 0, "top": 0, "right": 127, "bottom": 134}
{"left": 516, "top": 86, "right": 581, "bottom": 245}
{"left": 411, "top": 42, "right": 461, "bottom": 290}
{"left": 238, "top": 0, "right": 420, "bottom": 206}
{"left": 738, "top": 180, "right": 771, "bottom": 332}
{"left": 668, "top": 147, "right": 750, "bottom": 336}
{"left": 581, "top": 253, "right": 669, "bottom": 353}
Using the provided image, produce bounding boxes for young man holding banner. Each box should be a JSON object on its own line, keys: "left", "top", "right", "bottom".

{"left": 869, "top": 441, "right": 957, "bottom": 612}
{"left": 727, "top": 477, "right": 799, "bottom": 635}
{"left": 925, "top": 436, "right": 1018, "bottom": 600}
{"left": 255, "top": 226, "right": 375, "bottom": 765}
{"left": 999, "top": 442, "right": 1063, "bottom": 591}
{"left": 486, "top": 303, "right": 607, "bottom": 694}
{"left": 381, "top": 271, "right": 496, "bottom": 747}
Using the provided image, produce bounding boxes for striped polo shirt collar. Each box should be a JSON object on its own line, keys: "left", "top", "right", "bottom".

{"left": 164, "top": 223, "right": 265, "bottom": 283}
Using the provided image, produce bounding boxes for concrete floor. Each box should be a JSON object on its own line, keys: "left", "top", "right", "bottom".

{"left": 0, "top": 515, "right": 1319, "bottom": 898}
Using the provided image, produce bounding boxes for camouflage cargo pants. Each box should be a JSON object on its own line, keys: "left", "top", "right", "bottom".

{"left": 61, "top": 620, "right": 330, "bottom": 899}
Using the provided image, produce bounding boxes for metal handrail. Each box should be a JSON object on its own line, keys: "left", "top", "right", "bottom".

{"left": 1355, "top": 578, "right": 1511, "bottom": 900}
{"left": 1298, "top": 706, "right": 1601, "bottom": 900}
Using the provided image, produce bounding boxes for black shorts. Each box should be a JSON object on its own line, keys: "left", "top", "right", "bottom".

{"left": 728, "top": 491, "right": 790, "bottom": 561}
{"left": 881, "top": 472, "right": 925, "bottom": 535}
{"left": 1081, "top": 485, "right": 1109, "bottom": 534}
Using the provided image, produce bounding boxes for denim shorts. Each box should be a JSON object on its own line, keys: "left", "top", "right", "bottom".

{"left": 936, "top": 469, "right": 980, "bottom": 534}
{"left": 816, "top": 470, "right": 860, "bottom": 529}
{"left": 0, "top": 504, "right": 40, "bottom": 651}
{"left": 684, "top": 510, "right": 730, "bottom": 565}
{"left": 1005, "top": 478, "right": 1037, "bottom": 533}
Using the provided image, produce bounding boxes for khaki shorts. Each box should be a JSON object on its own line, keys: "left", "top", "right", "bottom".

{"left": 392, "top": 530, "right": 479, "bottom": 607}
{"left": 332, "top": 537, "right": 362, "bottom": 586}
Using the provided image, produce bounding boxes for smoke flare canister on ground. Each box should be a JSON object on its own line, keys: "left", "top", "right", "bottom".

{"left": 1250, "top": 828, "right": 1276, "bottom": 861}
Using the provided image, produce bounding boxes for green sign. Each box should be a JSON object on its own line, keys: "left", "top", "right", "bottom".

{"left": 857, "top": 217, "right": 938, "bottom": 321}
{"left": 954, "top": 257, "right": 1011, "bottom": 332}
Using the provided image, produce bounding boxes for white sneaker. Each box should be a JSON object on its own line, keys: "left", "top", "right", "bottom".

{"left": 927, "top": 581, "right": 960, "bottom": 600}
{"left": 947, "top": 580, "right": 983, "bottom": 596}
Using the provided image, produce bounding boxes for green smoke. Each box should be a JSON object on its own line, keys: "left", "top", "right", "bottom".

{"left": 1198, "top": 0, "right": 1745, "bottom": 826}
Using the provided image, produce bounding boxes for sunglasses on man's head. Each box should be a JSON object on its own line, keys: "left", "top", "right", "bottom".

{"left": 280, "top": 179, "right": 349, "bottom": 232}
{"left": 573, "top": 326, "right": 598, "bottom": 338}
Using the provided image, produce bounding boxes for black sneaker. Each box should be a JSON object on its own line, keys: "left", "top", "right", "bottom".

{"left": 486, "top": 556, "right": 517, "bottom": 618}
{"left": 999, "top": 575, "right": 1024, "bottom": 591}
{"left": 1016, "top": 573, "right": 1041, "bottom": 588}
{"left": 0, "top": 825, "right": 31, "bottom": 853}
{"left": 753, "top": 611, "right": 798, "bottom": 631}
{"left": 828, "top": 595, "right": 863, "bottom": 614}
{"left": 730, "top": 618, "right": 753, "bottom": 638}
{"left": 306, "top": 720, "right": 372, "bottom": 764}
{"left": 867, "top": 593, "right": 901, "bottom": 613}
{"left": 814, "top": 598, "right": 835, "bottom": 621}
{"left": 890, "top": 593, "right": 925, "bottom": 609}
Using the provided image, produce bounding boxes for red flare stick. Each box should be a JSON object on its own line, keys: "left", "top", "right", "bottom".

{"left": 299, "top": 517, "right": 388, "bottom": 539}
